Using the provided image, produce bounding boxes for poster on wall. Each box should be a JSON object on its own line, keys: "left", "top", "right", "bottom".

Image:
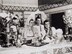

{"left": 35, "top": 14, "right": 41, "bottom": 18}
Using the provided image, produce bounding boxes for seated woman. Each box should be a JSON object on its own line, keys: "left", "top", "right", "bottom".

{"left": 24, "top": 19, "right": 34, "bottom": 45}
{"left": 32, "top": 17, "right": 46, "bottom": 46}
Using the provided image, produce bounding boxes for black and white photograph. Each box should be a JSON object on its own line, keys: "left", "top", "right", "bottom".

{"left": 0, "top": 0, "right": 72, "bottom": 54}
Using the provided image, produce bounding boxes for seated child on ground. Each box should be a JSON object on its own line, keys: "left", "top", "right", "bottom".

{"left": 55, "top": 29, "right": 66, "bottom": 44}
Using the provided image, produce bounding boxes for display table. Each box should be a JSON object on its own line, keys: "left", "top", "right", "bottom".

{"left": 0, "top": 42, "right": 72, "bottom": 54}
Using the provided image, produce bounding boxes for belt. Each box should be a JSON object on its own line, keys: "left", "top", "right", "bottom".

{"left": 27, "top": 36, "right": 34, "bottom": 37}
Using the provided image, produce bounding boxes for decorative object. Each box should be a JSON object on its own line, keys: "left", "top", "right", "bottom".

{"left": 63, "top": 10, "right": 72, "bottom": 27}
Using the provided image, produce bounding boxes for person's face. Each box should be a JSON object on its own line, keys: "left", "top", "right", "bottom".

{"left": 45, "top": 22, "right": 49, "bottom": 28}
{"left": 29, "top": 21, "right": 34, "bottom": 26}
{"left": 37, "top": 19, "right": 41, "bottom": 25}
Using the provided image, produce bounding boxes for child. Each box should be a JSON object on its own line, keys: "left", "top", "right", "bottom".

{"left": 10, "top": 24, "right": 17, "bottom": 45}
{"left": 15, "top": 34, "right": 23, "bottom": 47}
{"left": 55, "top": 29, "right": 66, "bottom": 44}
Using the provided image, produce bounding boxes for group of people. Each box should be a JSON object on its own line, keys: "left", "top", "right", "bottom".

{"left": 25, "top": 18, "right": 65, "bottom": 46}
{"left": 0, "top": 12, "right": 24, "bottom": 47}
{"left": 0, "top": 11, "right": 66, "bottom": 47}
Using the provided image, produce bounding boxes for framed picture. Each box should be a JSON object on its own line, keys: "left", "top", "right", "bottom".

{"left": 35, "top": 14, "right": 41, "bottom": 18}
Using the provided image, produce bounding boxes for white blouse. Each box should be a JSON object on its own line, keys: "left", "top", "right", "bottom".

{"left": 33, "top": 25, "right": 46, "bottom": 39}
{"left": 24, "top": 25, "right": 34, "bottom": 40}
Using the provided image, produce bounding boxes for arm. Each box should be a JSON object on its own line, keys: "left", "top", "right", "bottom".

{"left": 41, "top": 25, "right": 46, "bottom": 39}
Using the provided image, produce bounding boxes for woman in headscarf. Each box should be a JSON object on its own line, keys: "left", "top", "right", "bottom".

{"left": 24, "top": 19, "right": 34, "bottom": 44}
